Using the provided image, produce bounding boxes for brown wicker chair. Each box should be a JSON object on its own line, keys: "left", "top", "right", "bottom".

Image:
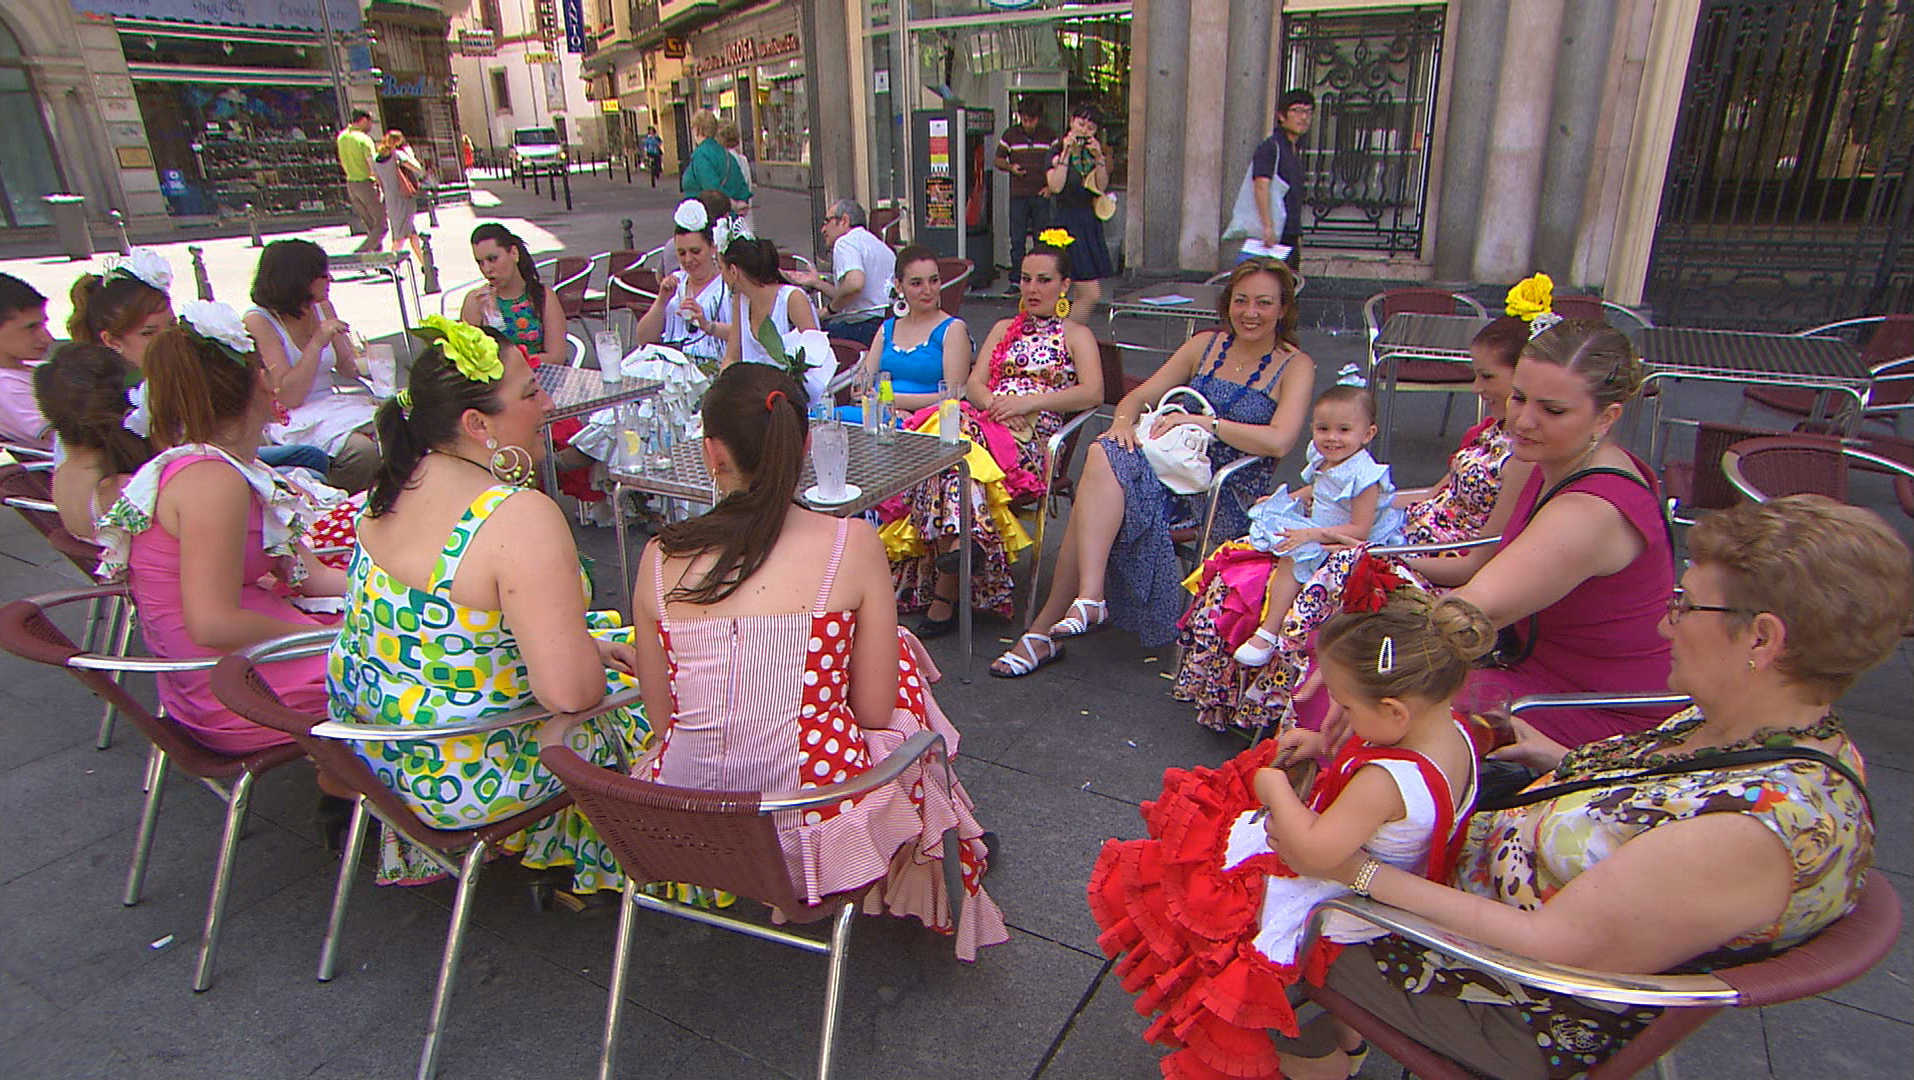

{"left": 1019, "top": 339, "right": 1136, "bottom": 624}
{"left": 0, "top": 585, "right": 308, "bottom": 991}
{"left": 825, "top": 336, "right": 868, "bottom": 406}
{"left": 1364, "top": 288, "right": 1490, "bottom": 444}
{"left": 1300, "top": 689, "right": 1901, "bottom": 1080}
{"left": 212, "top": 633, "right": 640, "bottom": 1080}
{"left": 537, "top": 719, "right": 955, "bottom": 1080}
{"left": 1745, "top": 315, "right": 1914, "bottom": 428}
{"left": 934, "top": 257, "right": 973, "bottom": 317}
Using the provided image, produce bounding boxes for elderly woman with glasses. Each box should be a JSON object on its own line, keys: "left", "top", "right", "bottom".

{"left": 1248, "top": 494, "right": 1907, "bottom": 1080}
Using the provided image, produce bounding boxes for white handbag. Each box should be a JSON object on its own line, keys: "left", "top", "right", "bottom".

{"left": 1137, "top": 385, "right": 1216, "bottom": 495}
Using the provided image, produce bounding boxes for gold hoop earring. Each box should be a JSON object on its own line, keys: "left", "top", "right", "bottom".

{"left": 1054, "top": 295, "right": 1071, "bottom": 320}
{"left": 485, "top": 438, "right": 535, "bottom": 486}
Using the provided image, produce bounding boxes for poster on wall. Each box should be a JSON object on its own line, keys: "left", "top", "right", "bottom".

{"left": 544, "top": 62, "right": 567, "bottom": 113}
{"left": 925, "top": 176, "right": 956, "bottom": 229}
{"left": 927, "top": 118, "right": 950, "bottom": 178}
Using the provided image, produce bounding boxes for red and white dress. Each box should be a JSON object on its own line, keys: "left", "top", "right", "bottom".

{"left": 645, "top": 518, "right": 1008, "bottom": 959}
{"left": 1088, "top": 721, "right": 1476, "bottom": 1078}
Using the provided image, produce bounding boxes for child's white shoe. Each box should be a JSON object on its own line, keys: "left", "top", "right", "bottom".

{"left": 1234, "top": 627, "right": 1282, "bottom": 668}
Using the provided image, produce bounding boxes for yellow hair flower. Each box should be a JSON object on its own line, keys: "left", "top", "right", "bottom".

{"left": 1504, "top": 272, "right": 1554, "bottom": 322}
{"left": 1038, "top": 227, "right": 1076, "bottom": 249}
{"left": 411, "top": 314, "right": 503, "bottom": 383}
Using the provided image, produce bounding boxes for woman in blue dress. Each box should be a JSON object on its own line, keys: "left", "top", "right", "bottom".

{"left": 991, "top": 258, "right": 1315, "bottom": 676}
{"left": 835, "top": 245, "right": 972, "bottom": 422}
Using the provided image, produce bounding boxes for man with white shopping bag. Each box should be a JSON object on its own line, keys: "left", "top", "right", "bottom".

{"left": 1226, "top": 89, "right": 1313, "bottom": 270}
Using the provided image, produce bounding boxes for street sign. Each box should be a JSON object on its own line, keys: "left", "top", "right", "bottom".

{"left": 456, "top": 29, "right": 498, "bottom": 57}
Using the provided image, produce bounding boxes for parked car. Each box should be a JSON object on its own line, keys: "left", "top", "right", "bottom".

{"left": 508, "top": 126, "right": 564, "bottom": 174}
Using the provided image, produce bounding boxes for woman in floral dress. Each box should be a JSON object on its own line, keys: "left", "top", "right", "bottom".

{"left": 1173, "top": 316, "right": 1530, "bottom": 731}
{"left": 884, "top": 237, "right": 1104, "bottom": 627}
{"left": 326, "top": 318, "right": 647, "bottom": 890}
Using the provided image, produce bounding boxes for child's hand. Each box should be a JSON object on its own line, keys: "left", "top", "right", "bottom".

{"left": 1273, "top": 527, "right": 1319, "bottom": 554}
{"left": 1294, "top": 485, "right": 1314, "bottom": 512}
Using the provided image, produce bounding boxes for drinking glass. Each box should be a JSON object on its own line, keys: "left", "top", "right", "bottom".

{"left": 594, "top": 329, "right": 623, "bottom": 385}
{"left": 363, "top": 344, "right": 398, "bottom": 397}
{"left": 810, "top": 419, "right": 850, "bottom": 501}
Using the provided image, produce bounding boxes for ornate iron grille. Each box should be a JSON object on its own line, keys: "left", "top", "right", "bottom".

{"left": 1646, "top": 0, "right": 1913, "bottom": 329}
{"left": 1280, "top": 5, "right": 1445, "bottom": 255}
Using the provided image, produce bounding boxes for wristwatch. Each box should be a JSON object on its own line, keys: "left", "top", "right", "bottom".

{"left": 1350, "top": 856, "right": 1383, "bottom": 897}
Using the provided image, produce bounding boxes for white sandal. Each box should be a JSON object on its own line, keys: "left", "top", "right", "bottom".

{"left": 1048, "top": 597, "right": 1110, "bottom": 639}
{"left": 989, "top": 632, "right": 1065, "bottom": 679}
{"left": 1233, "top": 627, "right": 1283, "bottom": 668}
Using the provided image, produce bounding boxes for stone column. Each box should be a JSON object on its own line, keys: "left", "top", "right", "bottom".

{"left": 1532, "top": 0, "right": 1619, "bottom": 284}
{"left": 1177, "top": 0, "right": 1231, "bottom": 270}
{"left": 1469, "top": 0, "right": 1567, "bottom": 283}
{"left": 1431, "top": 0, "right": 1509, "bottom": 281}
{"left": 1140, "top": 0, "right": 1191, "bottom": 272}
{"left": 1216, "top": 0, "right": 1273, "bottom": 265}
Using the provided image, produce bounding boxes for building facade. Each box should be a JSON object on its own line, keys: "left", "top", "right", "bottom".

{"left": 446, "top": 0, "right": 602, "bottom": 162}
{"left": 366, "top": 1, "right": 465, "bottom": 180}
{"left": 848, "top": 0, "right": 1911, "bottom": 327}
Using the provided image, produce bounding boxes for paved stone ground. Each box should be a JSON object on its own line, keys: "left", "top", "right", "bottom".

{"left": 0, "top": 172, "right": 1905, "bottom": 1078}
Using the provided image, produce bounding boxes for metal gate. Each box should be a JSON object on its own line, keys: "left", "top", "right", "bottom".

{"left": 1281, "top": 5, "right": 1446, "bottom": 255}
{"left": 1646, "top": 0, "right": 1914, "bottom": 328}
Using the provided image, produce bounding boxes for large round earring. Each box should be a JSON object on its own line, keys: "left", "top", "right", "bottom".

{"left": 485, "top": 437, "right": 535, "bottom": 486}
{"left": 892, "top": 292, "right": 909, "bottom": 318}
{"left": 1054, "top": 294, "right": 1071, "bottom": 320}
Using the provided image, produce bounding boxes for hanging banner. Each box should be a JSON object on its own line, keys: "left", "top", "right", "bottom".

{"left": 562, "top": 0, "right": 588, "bottom": 54}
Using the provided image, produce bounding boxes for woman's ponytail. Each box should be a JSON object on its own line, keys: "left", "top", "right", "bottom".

{"left": 658, "top": 364, "right": 808, "bottom": 604}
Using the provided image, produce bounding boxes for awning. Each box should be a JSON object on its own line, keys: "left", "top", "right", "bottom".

{"left": 72, "top": 1, "right": 364, "bottom": 33}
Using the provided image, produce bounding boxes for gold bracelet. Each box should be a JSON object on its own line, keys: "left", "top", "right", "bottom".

{"left": 1349, "top": 856, "right": 1382, "bottom": 898}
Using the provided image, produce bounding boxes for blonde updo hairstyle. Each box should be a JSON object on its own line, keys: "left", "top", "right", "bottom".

{"left": 1687, "top": 495, "right": 1913, "bottom": 701}
{"left": 1521, "top": 318, "right": 1648, "bottom": 412}
{"left": 1316, "top": 589, "right": 1496, "bottom": 704}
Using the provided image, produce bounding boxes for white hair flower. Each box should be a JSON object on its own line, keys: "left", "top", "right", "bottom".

{"left": 673, "top": 199, "right": 710, "bottom": 232}
{"left": 108, "top": 248, "right": 174, "bottom": 293}
{"left": 177, "top": 300, "right": 255, "bottom": 360}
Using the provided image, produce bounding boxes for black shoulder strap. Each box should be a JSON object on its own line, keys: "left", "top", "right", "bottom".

{"left": 1478, "top": 746, "right": 1872, "bottom": 820}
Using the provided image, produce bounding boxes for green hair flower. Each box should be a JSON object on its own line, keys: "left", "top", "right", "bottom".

{"left": 411, "top": 314, "right": 503, "bottom": 383}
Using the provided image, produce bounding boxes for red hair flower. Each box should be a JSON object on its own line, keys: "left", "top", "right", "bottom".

{"left": 1342, "top": 553, "right": 1407, "bottom": 614}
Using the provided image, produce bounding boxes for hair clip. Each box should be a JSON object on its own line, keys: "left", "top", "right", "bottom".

{"left": 673, "top": 199, "right": 709, "bottom": 232}
{"left": 1377, "top": 635, "right": 1395, "bottom": 675}
{"left": 1527, "top": 310, "right": 1564, "bottom": 340}
{"left": 1335, "top": 362, "right": 1366, "bottom": 388}
{"left": 394, "top": 388, "right": 413, "bottom": 418}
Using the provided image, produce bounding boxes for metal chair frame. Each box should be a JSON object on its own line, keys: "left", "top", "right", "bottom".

{"left": 537, "top": 717, "right": 955, "bottom": 1080}
{"left": 0, "top": 585, "right": 307, "bottom": 992}
{"left": 1741, "top": 316, "right": 1914, "bottom": 432}
{"left": 0, "top": 461, "right": 134, "bottom": 748}
{"left": 211, "top": 632, "right": 635, "bottom": 1080}
{"left": 1301, "top": 689, "right": 1898, "bottom": 1080}
{"left": 1722, "top": 436, "right": 1914, "bottom": 507}
{"left": 1363, "top": 289, "right": 1490, "bottom": 444}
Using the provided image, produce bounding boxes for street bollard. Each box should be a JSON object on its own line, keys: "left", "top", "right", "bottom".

{"left": 188, "top": 245, "right": 213, "bottom": 301}
{"left": 424, "top": 185, "right": 440, "bottom": 228}
{"left": 245, "top": 203, "right": 262, "bottom": 248}
{"left": 109, "top": 210, "right": 131, "bottom": 256}
{"left": 562, "top": 165, "right": 573, "bottom": 211}
{"left": 419, "top": 232, "right": 440, "bottom": 294}
{"left": 624, "top": 152, "right": 632, "bottom": 184}
{"left": 530, "top": 166, "right": 541, "bottom": 197}
{"left": 621, "top": 218, "right": 634, "bottom": 250}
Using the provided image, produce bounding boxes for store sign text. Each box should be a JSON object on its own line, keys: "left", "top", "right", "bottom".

{"left": 693, "top": 32, "right": 800, "bottom": 76}
{"left": 380, "top": 74, "right": 444, "bottom": 98}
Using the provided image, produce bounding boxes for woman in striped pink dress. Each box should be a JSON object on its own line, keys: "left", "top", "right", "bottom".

{"left": 631, "top": 364, "right": 1006, "bottom": 959}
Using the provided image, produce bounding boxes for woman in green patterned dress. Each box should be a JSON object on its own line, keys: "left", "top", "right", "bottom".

{"left": 325, "top": 316, "right": 648, "bottom": 889}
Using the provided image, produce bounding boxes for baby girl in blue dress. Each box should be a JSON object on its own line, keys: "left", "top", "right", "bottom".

{"left": 1235, "top": 370, "right": 1405, "bottom": 666}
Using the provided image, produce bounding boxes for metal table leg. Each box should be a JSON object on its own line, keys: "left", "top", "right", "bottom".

{"left": 613, "top": 478, "right": 634, "bottom": 614}
{"left": 957, "top": 459, "right": 973, "bottom": 682}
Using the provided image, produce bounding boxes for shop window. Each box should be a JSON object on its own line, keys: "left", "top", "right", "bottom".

{"left": 0, "top": 22, "right": 66, "bottom": 227}
{"left": 491, "top": 69, "right": 512, "bottom": 112}
{"left": 1280, "top": 6, "right": 1446, "bottom": 255}
{"left": 754, "top": 61, "right": 808, "bottom": 165}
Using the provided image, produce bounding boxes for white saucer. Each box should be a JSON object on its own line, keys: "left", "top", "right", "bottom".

{"left": 804, "top": 482, "right": 862, "bottom": 506}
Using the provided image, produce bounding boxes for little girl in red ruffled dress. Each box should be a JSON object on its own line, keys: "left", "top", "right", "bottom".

{"left": 1089, "top": 556, "right": 1492, "bottom": 1079}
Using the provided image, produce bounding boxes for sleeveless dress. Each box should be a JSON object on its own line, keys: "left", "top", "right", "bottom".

{"left": 1099, "top": 333, "right": 1292, "bottom": 647}
{"left": 1460, "top": 454, "right": 1676, "bottom": 745}
{"left": 95, "top": 446, "right": 333, "bottom": 754}
{"left": 1370, "top": 707, "right": 1870, "bottom": 1078}
{"left": 885, "top": 314, "right": 1079, "bottom": 617}
{"left": 474, "top": 287, "right": 600, "bottom": 504}
{"left": 1243, "top": 446, "right": 1406, "bottom": 581}
{"left": 1175, "top": 418, "right": 1513, "bottom": 732}
{"left": 1089, "top": 720, "right": 1478, "bottom": 1079}
{"left": 658, "top": 271, "right": 728, "bottom": 364}
{"left": 647, "top": 520, "right": 1008, "bottom": 960}
{"left": 834, "top": 315, "right": 957, "bottom": 423}
{"left": 250, "top": 306, "right": 375, "bottom": 456}
{"left": 1052, "top": 155, "right": 1115, "bottom": 281}
{"left": 326, "top": 484, "right": 650, "bottom": 889}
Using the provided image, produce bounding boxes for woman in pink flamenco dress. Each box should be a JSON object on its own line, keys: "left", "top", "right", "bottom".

{"left": 632, "top": 363, "right": 1006, "bottom": 958}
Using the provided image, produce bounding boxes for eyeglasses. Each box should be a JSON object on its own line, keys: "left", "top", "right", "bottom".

{"left": 1666, "top": 586, "right": 1756, "bottom": 623}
